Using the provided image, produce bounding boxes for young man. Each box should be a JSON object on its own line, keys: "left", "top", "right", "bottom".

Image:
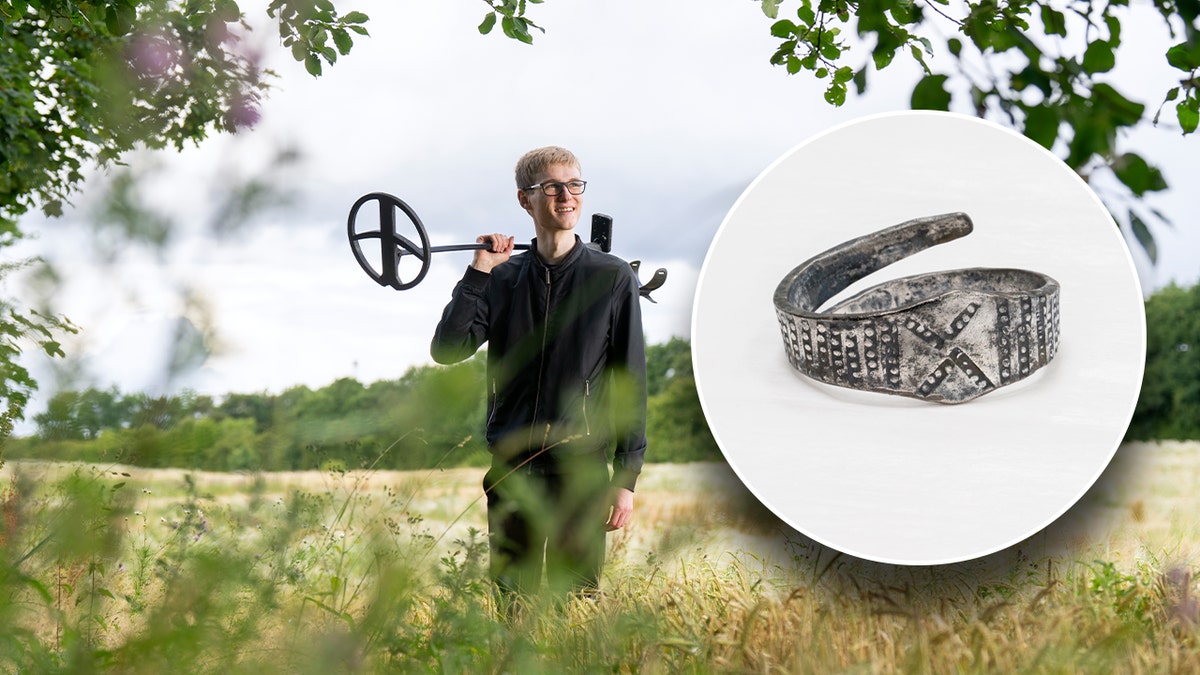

{"left": 430, "top": 146, "right": 648, "bottom": 604}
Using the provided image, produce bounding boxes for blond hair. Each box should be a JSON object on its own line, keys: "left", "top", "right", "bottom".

{"left": 514, "top": 146, "right": 581, "bottom": 188}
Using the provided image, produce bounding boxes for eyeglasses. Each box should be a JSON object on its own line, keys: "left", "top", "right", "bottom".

{"left": 522, "top": 180, "right": 587, "bottom": 197}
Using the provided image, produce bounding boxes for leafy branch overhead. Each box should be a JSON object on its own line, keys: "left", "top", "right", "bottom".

{"left": 0, "top": 0, "right": 368, "bottom": 425}
{"left": 477, "top": 0, "right": 545, "bottom": 44}
{"left": 760, "top": 0, "right": 1196, "bottom": 149}
{"left": 758, "top": 0, "right": 1195, "bottom": 262}
{"left": 269, "top": 0, "right": 369, "bottom": 76}
{"left": 0, "top": 0, "right": 370, "bottom": 233}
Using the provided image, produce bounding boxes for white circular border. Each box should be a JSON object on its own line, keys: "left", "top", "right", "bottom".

{"left": 692, "top": 111, "right": 1146, "bottom": 565}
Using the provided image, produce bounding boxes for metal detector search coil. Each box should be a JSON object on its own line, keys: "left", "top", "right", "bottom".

{"left": 773, "top": 213, "right": 1061, "bottom": 403}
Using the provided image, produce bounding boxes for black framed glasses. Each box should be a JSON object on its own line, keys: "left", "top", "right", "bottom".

{"left": 522, "top": 180, "right": 587, "bottom": 197}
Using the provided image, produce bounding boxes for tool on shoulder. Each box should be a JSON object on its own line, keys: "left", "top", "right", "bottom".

{"left": 347, "top": 192, "right": 666, "bottom": 301}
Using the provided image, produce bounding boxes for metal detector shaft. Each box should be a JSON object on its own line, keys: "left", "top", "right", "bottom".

{"left": 398, "top": 242, "right": 532, "bottom": 257}
{"left": 349, "top": 193, "right": 661, "bottom": 294}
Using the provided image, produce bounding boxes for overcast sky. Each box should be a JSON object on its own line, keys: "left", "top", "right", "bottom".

{"left": 9, "top": 0, "right": 1198, "bottom": 430}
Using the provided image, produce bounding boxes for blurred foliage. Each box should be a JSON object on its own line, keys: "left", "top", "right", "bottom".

{"left": 0, "top": 0, "right": 368, "bottom": 234}
{"left": 0, "top": 452, "right": 1197, "bottom": 671}
{"left": 645, "top": 337, "right": 720, "bottom": 463}
{"left": 1127, "top": 280, "right": 1200, "bottom": 440}
{"left": 0, "top": 0, "right": 367, "bottom": 440}
{"left": 0, "top": 258, "right": 76, "bottom": 445}
{"left": 9, "top": 339, "right": 724, "bottom": 470}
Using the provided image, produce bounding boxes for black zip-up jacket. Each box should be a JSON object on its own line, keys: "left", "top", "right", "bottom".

{"left": 430, "top": 236, "right": 647, "bottom": 491}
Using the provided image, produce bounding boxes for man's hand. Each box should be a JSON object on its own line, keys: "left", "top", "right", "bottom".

{"left": 471, "top": 233, "right": 516, "bottom": 273}
{"left": 605, "top": 487, "right": 634, "bottom": 531}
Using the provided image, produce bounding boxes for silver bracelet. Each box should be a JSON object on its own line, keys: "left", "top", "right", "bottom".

{"left": 773, "top": 213, "right": 1060, "bottom": 404}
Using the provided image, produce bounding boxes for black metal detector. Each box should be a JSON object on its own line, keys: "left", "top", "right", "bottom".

{"left": 347, "top": 192, "right": 666, "bottom": 300}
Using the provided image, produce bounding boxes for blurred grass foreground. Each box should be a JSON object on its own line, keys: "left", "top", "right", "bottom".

{"left": 1, "top": 440, "right": 1198, "bottom": 673}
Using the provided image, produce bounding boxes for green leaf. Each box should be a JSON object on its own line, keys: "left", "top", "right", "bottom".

{"left": 1065, "top": 115, "right": 1104, "bottom": 168}
{"left": 1081, "top": 41, "right": 1115, "bottom": 74}
{"left": 1012, "top": 64, "right": 1052, "bottom": 96}
{"left": 1091, "top": 83, "right": 1144, "bottom": 127}
{"left": 1167, "top": 41, "right": 1200, "bottom": 71}
{"left": 910, "top": 74, "right": 951, "bottom": 110}
{"left": 761, "top": 0, "right": 781, "bottom": 19}
{"left": 786, "top": 55, "right": 803, "bottom": 74}
{"left": 1104, "top": 14, "right": 1121, "bottom": 45}
{"left": 824, "top": 82, "right": 847, "bottom": 106}
{"left": 909, "top": 44, "right": 930, "bottom": 74}
{"left": 105, "top": 5, "right": 121, "bottom": 34}
{"left": 1039, "top": 5, "right": 1067, "bottom": 37}
{"left": 796, "top": 4, "right": 815, "bottom": 25}
{"left": 478, "top": 12, "right": 497, "bottom": 34}
{"left": 511, "top": 17, "right": 533, "bottom": 44}
{"left": 216, "top": 0, "right": 240, "bottom": 23}
{"left": 873, "top": 47, "right": 896, "bottom": 70}
{"left": 332, "top": 28, "right": 352, "bottom": 55}
{"left": 947, "top": 38, "right": 962, "bottom": 57}
{"left": 1129, "top": 211, "right": 1157, "bottom": 264}
{"left": 833, "top": 66, "right": 854, "bottom": 84}
{"left": 305, "top": 54, "right": 322, "bottom": 77}
{"left": 1178, "top": 96, "right": 1200, "bottom": 134}
{"left": 853, "top": 67, "right": 868, "bottom": 94}
{"left": 342, "top": 11, "right": 369, "bottom": 24}
{"left": 770, "top": 19, "right": 795, "bottom": 39}
{"left": 1111, "top": 153, "right": 1167, "bottom": 195}
{"left": 1023, "top": 105, "right": 1059, "bottom": 149}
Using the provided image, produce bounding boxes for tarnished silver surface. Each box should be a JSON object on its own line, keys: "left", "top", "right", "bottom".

{"left": 774, "top": 213, "right": 1060, "bottom": 404}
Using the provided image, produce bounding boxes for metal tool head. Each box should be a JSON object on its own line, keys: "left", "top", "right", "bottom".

{"left": 347, "top": 192, "right": 432, "bottom": 290}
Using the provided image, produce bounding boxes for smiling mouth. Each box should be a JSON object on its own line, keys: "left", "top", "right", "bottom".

{"left": 555, "top": 207, "right": 575, "bottom": 214}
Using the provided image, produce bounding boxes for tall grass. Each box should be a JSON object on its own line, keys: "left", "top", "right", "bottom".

{"left": 0, "top": 442, "right": 1197, "bottom": 672}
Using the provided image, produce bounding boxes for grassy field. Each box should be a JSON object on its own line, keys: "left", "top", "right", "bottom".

{"left": 1, "top": 441, "right": 1198, "bottom": 672}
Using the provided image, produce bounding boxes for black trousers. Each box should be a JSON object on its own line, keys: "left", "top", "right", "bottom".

{"left": 482, "top": 458, "right": 610, "bottom": 600}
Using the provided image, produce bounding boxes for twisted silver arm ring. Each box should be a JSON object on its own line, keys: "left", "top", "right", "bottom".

{"left": 773, "top": 213, "right": 1061, "bottom": 404}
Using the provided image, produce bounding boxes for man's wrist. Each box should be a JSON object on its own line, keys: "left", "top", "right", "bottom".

{"left": 462, "top": 265, "right": 491, "bottom": 288}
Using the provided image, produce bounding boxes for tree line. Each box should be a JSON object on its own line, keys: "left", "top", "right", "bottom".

{"left": 4, "top": 338, "right": 721, "bottom": 472}
{"left": 1126, "top": 280, "right": 1200, "bottom": 441}
{"left": 7, "top": 277, "right": 1199, "bottom": 475}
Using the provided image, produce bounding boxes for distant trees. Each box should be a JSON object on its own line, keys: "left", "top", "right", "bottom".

{"left": 11, "top": 340, "right": 725, "bottom": 471}
{"left": 1127, "top": 281, "right": 1200, "bottom": 441}
{"left": 646, "top": 338, "right": 721, "bottom": 463}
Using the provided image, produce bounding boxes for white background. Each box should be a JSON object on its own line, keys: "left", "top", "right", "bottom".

{"left": 692, "top": 112, "right": 1146, "bottom": 565}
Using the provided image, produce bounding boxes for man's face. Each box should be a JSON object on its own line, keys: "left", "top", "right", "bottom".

{"left": 518, "top": 162, "right": 583, "bottom": 234}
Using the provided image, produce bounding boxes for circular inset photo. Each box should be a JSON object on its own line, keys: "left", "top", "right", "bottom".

{"left": 692, "top": 111, "right": 1145, "bottom": 565}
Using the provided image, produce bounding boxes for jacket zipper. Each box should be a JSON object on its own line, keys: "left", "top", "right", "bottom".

{"left": 527, "top": 265, "right": 553, "bottom": 473}
{"left": 582, "top": 379, "right": 591, "bottom": 436}
{"left": 487, "top": 378, "right": 498, "bottom": 427}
